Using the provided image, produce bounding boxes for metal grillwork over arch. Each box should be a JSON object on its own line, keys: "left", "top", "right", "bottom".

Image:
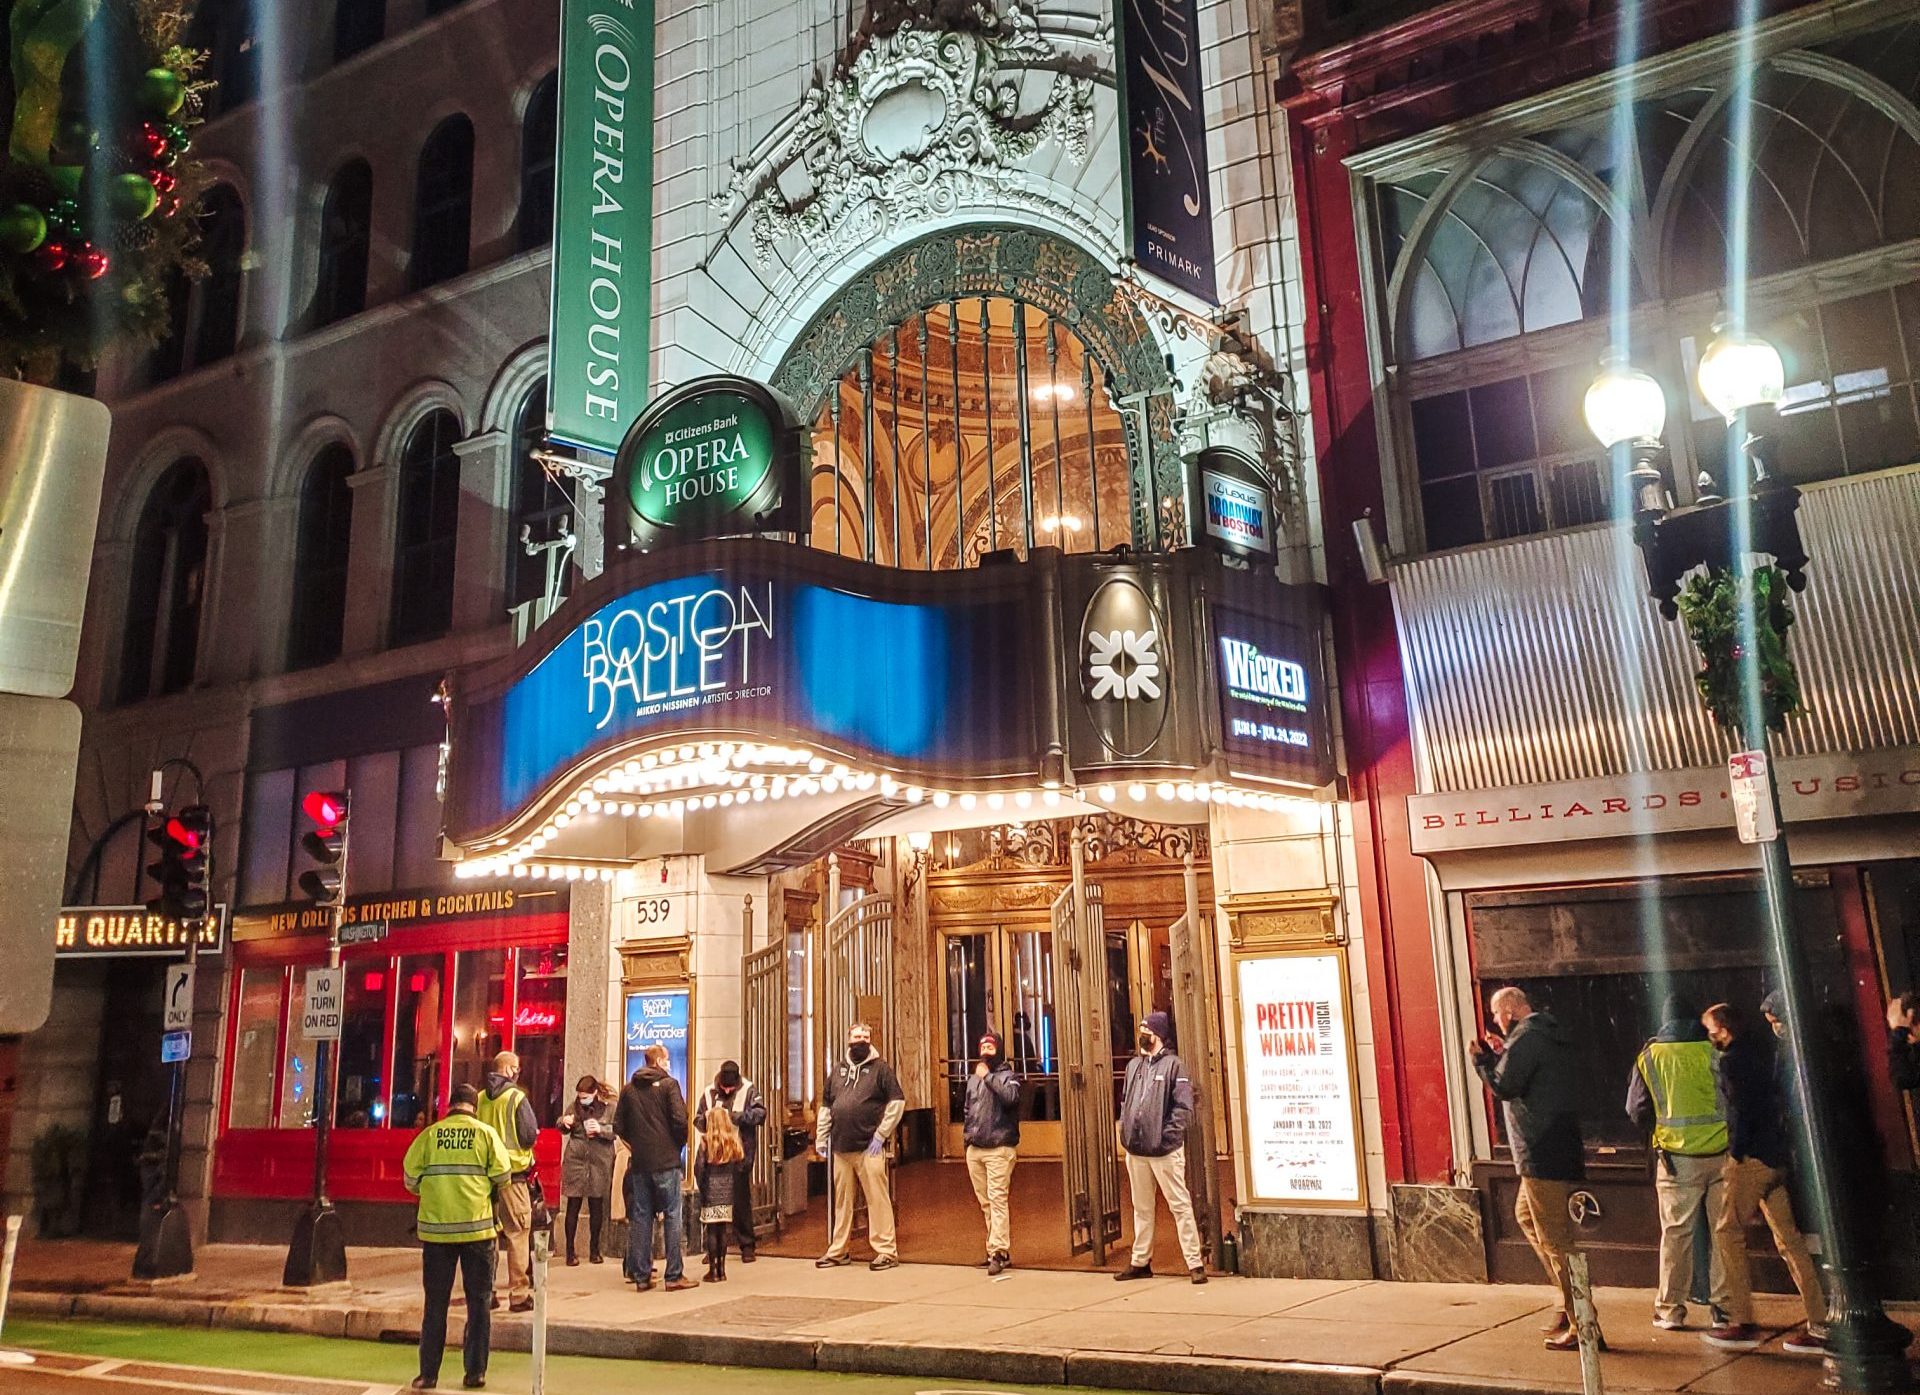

{"left": 771, "top": 227, "right": 1181, "bottom": 561}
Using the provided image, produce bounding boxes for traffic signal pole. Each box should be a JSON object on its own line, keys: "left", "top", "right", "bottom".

{"left": 284, "top": 791, "right": 352, "bottom": 1287}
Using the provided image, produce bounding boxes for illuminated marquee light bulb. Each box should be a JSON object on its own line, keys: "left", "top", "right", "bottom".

{"left": 564, "top": 799, "right": 582, "bottom": 816}
{"left": 701, "top": 794, "right": 718, "bottom": 810}
{"left": 512, "top": 864, "right": 528, "bottom": 878}
{"left": 904, "top": 786, "right": 924, "bottom": 803}
{"left": 1097, "top": 784, "right": 1117, "bottom": 802}
{"left": 1043, "top": 790, "right": 1062, "bottom": 807}
{"left": 958, "top": 793, "right": 977, "bottom": 811}
{"left": 809, "top": 758, "right": 827, "bottom": 774}
{"left": 642, "top": 753, "right": 659, "bottom": 770}
{"left": 1014, "top": 791, "right": 1032, "bottom": 809}
{"left": 554, "top": 812, "right": 573, "bottom": 828}
{"left": 583, "top": 798, "right": 602, "bottom": 814}
{"left": 986, "top": 792, "right": 1004, "bottom": 810}
{"left": 821, "top": 775, "right": 840, "bottom": 794}
{"left": 669, "top": 799, "right": 686, "bottom": 816}
{"left": 1127, "top": 783, "right": 1147, "bottom": 801}
{"left": 592, "top": 777, "right": 610, "bottom": 795}
{"left": 718, "top": 792, "right": 735, "bottom": 807}
{"left": 529, "top": 865, "right": 546, "bottom": 879}
{"left": 769, "top": 780, "right": 786, "bottom": 800}
{"left": 1156, "top": 782, "right": 1176, "bottom": 801}
{"left": 752, "top": 787, "right": 767, "bottom": 801}
{"left": 1176, "top": 784, "right": 1195, "bottom": 802}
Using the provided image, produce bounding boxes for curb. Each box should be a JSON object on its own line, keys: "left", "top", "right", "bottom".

{"left": 15, "top": 1285, "right": 1656, "bottom": 1395}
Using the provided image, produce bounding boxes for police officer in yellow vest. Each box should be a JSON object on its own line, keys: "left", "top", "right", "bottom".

{"left": 477, "top": 1050, "right": 541, "bottom": 1313}
{"left": 1626, "top": 993, "right": 1732, "bottom": 1331}
{"left": 404, "top": 1083, "right": 510, "bottom": 1391}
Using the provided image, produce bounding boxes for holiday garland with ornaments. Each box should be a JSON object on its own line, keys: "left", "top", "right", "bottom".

{"left": 0, "top": 0, "right": 210, "bottom": 382}
{"left": 1673, "top": 563, "right": 1805, "bottom": 738}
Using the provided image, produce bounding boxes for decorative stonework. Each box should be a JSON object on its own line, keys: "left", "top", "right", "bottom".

{"left": 728, "top": 3, "right": 1096, "bottom": 268}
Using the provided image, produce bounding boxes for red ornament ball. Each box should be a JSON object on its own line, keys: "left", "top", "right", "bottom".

{"left": 31, "top": 240, "right": 68, "bottom": 273}
{"left": 139, "top": 122, "right": 170, "bottom": 162}
{"left": 150, "top": 170, "right": 177, "bottom": 195}
{"left": 76, "top": 244, "right": 110, "bottom": 279}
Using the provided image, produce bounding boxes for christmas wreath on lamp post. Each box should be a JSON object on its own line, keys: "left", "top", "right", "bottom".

{"left": 0, "top": 0, "right": 210, "bottom": 384}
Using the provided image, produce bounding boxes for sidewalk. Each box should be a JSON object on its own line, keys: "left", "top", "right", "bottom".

{"left": 10, "top": 1238, "right": 1909, "bottom": 1395}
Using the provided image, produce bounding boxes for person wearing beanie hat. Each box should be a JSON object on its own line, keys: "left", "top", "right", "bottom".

{"left": 1759, "top": 991, "right": 1787, "bottom": 1037}
{"left": 963, "top": 1030, "right": 1023, "bottom": 1275}
{"left": 1113, "top": 1011, "right": 1204, "bottom": 1283}
{"left": 696, "top": 1059, "right": 767, "bottom": 1262}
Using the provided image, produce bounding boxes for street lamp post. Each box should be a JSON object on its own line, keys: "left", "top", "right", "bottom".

{"left": 1586, "top": 335, "right": 1910, "bottom": 1392}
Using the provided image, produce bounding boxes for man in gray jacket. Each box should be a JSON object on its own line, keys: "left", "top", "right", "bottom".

{"left": 964, "top": 1030, "right": 1022, "bottom": 1275}
{"left": 1113, "top": 1012, "right": 1204, "bottom": 1283}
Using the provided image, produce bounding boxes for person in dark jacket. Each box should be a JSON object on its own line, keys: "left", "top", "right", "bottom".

{"left": 1625, "top": 994, "right": 1729, "bottom": 1331}
{"left": 694, "top": 1061, "right": 768, "bottom": 1261}
{"left": 1471, "top": 987, "right": 1597, "bottom": 1351}
{"left": 1700, "top": 1003, "right": 1827, "bottom": 1354}
{"left": 557, "top": 1075, "right": 615, "bottom": 1266}
{"left": 613, "top": 1045, "right": 697, "bottom": 1292}
{"left": 963, "top": 1030, "right": 1022, "bottom": 1274}
{"left": 814, "top": 1022, "right": 906, "bottom": 1271}
{"left": 1113, "top": 1011, "right": 1204, "bottom": 1284}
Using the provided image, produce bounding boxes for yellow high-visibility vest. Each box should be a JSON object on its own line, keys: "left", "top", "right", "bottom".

{"left": 1637, "top": 1039, "right": 1729, "bottom": 1156}
{"left": 476, "top": 1084, "right": 534, "bottom": 1174}
{"left": 403, "top": 1112, "right": 509, "bottom": 1244}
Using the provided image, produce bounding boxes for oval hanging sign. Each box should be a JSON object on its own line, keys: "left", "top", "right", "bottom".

{"left": 611, "top": 376, "right": 806, "bottom": 549}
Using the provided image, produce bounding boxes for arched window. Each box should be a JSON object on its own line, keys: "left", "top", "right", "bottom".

{"left": 808, "top": 297, "right": 1131, "bottom": 568}
{"left": 390, "top": 410, "right": 462, "bottom": 644}
{"left": 1366, "top": 14, "right": 1920, "bottom": 552}
{"left": 410, "top": 116, "right": 474, "bottom": 291}
{"left": 508, "top": 379, "right": 568, "bottom": 610}
{"left": 193, "top": 184, "right": 246, "bottom": 365}
{"left": 518, "top": 74, "right": 558, "bottom": 252}
{"left": 315, "top": 160, "right": 373, "bottom": 326}
{"left": 334, "top": 0, "right": 385, "bottom": 62}
{"left": 119, "top": 460, "right": 212, "bottom": 704}
{"left": 289, "top": 445, "right": 355, "bottom": 669}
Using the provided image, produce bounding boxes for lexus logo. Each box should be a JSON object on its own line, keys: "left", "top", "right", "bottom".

{"left": 1087, "top": 629, "right": 1162, "bottom": 701}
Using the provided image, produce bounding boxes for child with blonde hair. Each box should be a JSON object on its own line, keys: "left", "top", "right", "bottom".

{"left": 696, "top": 1105, "right": 747, "bottom": 1280}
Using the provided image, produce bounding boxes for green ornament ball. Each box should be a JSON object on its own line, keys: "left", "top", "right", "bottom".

{"left": 0, "top": 204, "right": 48, "bottom": 254}
{"left": 163, "top": 121, "right": 187, "bottom": 145}
{"left": 140, "top": 68, "right": 187, "bottom": 118}
{"left": 107, "top": 172, "right": 159, "bottom": 221}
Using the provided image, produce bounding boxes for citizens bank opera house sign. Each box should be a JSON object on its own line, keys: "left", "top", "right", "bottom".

{"left": 610, "top": 377, "right": 806, "bottom": 550}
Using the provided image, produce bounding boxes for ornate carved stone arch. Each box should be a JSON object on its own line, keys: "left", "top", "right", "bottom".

{"left": 769, "top": 226, "right": 1181, "bottom": 549}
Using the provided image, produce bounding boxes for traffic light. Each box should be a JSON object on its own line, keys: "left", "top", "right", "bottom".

{"left": 298, "top": 789, "right": 350, "bottom": 907}
{"left": 146, "top": 804, "right": 212, "bottom": 924}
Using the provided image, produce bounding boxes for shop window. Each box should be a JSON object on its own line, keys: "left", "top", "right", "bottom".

{"left": 314, "top": 160, "right": 372, "bottom": 327}
{"left": 449, "top": 949, "right": 508, "bottom": 1099}
{"left": 335, "top": 964, "right": 391, "bottom": 1127}
{"left": 288, "top": 445, "right": 354, "bottom": 669}
{"left": 1468, "top": 875, "right": 1855, "bottom": 1154}
{"left": 513, "top": 945, "right": 569, "bottom": 1126}
{"left": 278, "top": 1007, "right": 322, "bottom": 1129}
{"left": 228, "top": 967, "right": 283, "bottom": 1128}
{"left": 389, "top": 409, "right": 461, "bottom": 645}
{"left": 392, "top": 953, "right": 446, "bottom": 1129}
{"left": 409, "top": 116, "right": 473, "bottom": 291}
{"left": 119, "top": 459, "right": 211, "bottom": 704}
{"left": 518, "top": 74, "right": 557, "bottom": 252}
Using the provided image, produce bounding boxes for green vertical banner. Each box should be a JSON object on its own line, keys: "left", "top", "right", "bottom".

{"left": 547, "top": 0, "right": 656, "bottom": 455}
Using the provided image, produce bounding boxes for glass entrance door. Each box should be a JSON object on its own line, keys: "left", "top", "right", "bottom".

{"left": 939, "top": 926, "right": 1063, "bottom": 1156}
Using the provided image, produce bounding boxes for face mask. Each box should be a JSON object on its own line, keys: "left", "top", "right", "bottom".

{"left": 981, "top": 1049, "right": 998, "bottom": 1062}
{"left": 1137, "top": 1032, "right": 1156, "bottom": 1053}
{"left": 848, "top": 1041, "right": 872, "bottom": 1063}
{"left": 578, "top": 1095, "right": 594, "bottom": 1105}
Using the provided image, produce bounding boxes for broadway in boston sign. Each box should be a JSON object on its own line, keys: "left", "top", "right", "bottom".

{"left": 547, "top": 0, "right": 656, "bottom": 456}
{"left": 1116, "top": 0, "right": 1217, "bottom": 303}
{"left": 610, "top": 377, "right": 806, "bottom": 548}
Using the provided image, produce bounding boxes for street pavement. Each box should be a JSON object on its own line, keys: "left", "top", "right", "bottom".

{"left": 10, "top": 1238, "right": 1914, "bottom": 1395}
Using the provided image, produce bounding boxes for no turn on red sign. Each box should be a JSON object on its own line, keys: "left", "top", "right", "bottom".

{"left": 300, "top": 967, "right": 343, "bottom": 1040}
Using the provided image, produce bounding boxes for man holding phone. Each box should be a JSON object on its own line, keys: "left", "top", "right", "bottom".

{"left": 1471, "top": 986, "right": 1600, "bottom": 1352}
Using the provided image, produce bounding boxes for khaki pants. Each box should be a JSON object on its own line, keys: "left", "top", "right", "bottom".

{"left": 1655, "top": 1151, "right": 1730, "bottom": 1322}
{"left": 1713, "top": 1156, "right": 1826, "bottom": 1331}
{"left": 1124, "top": 1147, "right": 1202, "bottom": 1270}
{"left": 1514, "top": 1177, "right": 1578, "bottom": 1319}
{"left": 496, "top": 1179, "right": 532, "bottom": 1303}
{"left": 965, "top": 1145, "right": 1018, "bottom": 1258}
{"left": 826, "top": 1150, "right": 896, "bottom": 1261}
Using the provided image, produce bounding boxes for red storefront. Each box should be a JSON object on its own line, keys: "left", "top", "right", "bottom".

{"left": 210, "top": 885, "right": 569, "bottom": 1244}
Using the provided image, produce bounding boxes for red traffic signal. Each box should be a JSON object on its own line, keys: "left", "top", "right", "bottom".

{"left": 302, "top": 790, "right": 348, "bottom": 830}
{"left": 163, "top": 816, "right": 203, "bottom": 852}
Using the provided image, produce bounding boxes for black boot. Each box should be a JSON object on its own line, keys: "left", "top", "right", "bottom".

{"left": 716, "top": 1252, "right": 727, "bottom": 1282}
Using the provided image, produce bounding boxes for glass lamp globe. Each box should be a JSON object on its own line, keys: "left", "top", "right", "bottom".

{"left": 1696, "top": 327, "right": 1784, "bottom": 422}
{"left": 1583, "top": 356, "right": 1668, "bottom": 448}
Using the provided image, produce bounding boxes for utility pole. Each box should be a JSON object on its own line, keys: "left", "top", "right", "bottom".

{"left": 284, "top": 790, "right": 352, "bottom": 1287}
